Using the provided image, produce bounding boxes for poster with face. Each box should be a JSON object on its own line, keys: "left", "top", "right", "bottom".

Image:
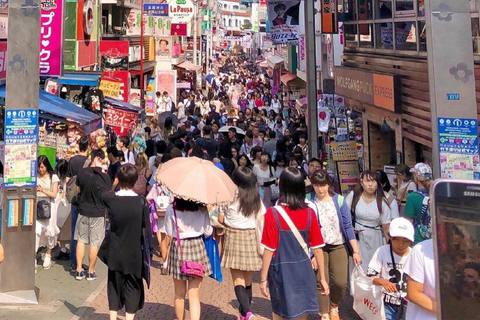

{"left": 156, "top": 36, "right": 172, "bottom": 59}
{"left": 267, "top": 0, "right": 301, "bottom": 44}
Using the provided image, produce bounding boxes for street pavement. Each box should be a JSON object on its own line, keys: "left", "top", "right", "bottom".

{"left": 80, "top": 254, "right": 361, "bottom": 320}
{"left": 0, "top": 249, "right": 361, "bottom": 320}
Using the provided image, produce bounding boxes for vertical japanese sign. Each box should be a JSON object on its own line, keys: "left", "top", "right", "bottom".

{"left": 99, "top": 79, "right": 122, "bottom": 98}
{"left": 4, "top": 109, "right": 38, "bottom": 188}
{"left": 40, "top": 0, "right": 64, "bottom": 76}
{"left": 267, "top": 0, "right": 301, "bottom": 44}
{"left": 0, "top": 41, "right": 6, "bottom": 80}
{"left": 321, "top": 0, "right": 338, "bottom": 34}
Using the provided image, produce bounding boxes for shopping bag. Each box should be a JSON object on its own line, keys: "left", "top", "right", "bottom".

{"left": 351, "top": 266, "right": 385, "bottom": 320}
{"left": 203, "top": 235, "right": 223, "bottom": 282}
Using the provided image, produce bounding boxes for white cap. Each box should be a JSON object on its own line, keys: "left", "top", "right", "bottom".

{"left": 389, "top": 217, "right": 414, "bottom": 242}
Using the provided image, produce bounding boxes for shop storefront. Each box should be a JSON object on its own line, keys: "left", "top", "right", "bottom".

{"left": 335, "top": 67, "right": 403, "bottom": 171}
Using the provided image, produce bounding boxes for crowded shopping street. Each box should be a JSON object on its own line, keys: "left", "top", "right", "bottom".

{"left": 1, "top": 0, "right": 480, "bottom": 320}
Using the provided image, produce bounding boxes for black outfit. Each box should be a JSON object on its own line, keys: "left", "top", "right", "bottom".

{"left": 196, "top": 137, "right": 219, "bottom": 160}
{"left": 68, "top": 154, "right": 89, "bottom": 206}
{"left": 220, "top": 157, "right": 235, "bottom": 177}
{"left": 84, "top": 88, "right": 105, "bottom": 114}
{"left": 107, "top": 161, "right": 121, "bottom": 183}
{"left": 97, "top": 192, "right": 152, "bottom": 314}
{"left": 76, "top": 167, "right": 112, "bottom": 218}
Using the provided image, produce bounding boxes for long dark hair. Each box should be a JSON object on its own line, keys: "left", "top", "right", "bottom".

{"left": 173, "top": 197, "right": 205, "bottom": 212}
{"left": 232, "top": 167, "right": 261, "bottom": 217}
{"left": 37, "top": 155, "right": 55, "bottom": 177}
{"left": 376, "top": 170, "right": 391, "bottom": 193}
{"left": 55, "top": 159, "right": 69, "bottom": 182}
{"left": 351, "top": 170, "right": 386, "bottom": 214}
{"left": 278, "top": 167, "right": 307, "bottom": 210}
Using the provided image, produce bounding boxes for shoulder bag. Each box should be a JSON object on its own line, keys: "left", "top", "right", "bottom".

{"left": 274, "top": 205, "right": 310, "bottom": 258}
{"left": 173, "top": 207, "right": 206, "bottom": 278}
{"left": 37, "top": 177, "right": 53, "bottom": 220}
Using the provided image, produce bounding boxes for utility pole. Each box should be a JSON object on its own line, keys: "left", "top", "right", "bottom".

{"left": 140, "top": 0, "right": 145, "bottom": 112}
{"left": 425, "top": 0, "right": 478, "bottom": 179}
{"left": 193, "top": 0, "right": 198, "bottom": 65}
{"left": 0, "top": 0, "right": 40, "bottom": 304}
{"left": 304, "top": 0, "right": 318, "bottom": 159}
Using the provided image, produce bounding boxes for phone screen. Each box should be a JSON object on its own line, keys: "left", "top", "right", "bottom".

{"left": 432, "top": 180, "right": 480, "bottom": 320}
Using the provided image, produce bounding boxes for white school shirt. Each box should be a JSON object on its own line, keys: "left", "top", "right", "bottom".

{"left": 164, "top": 205, "right": 213, "bottom": 240}
{"left": 404, "top": 239, "right": 437, "bottom": 320}
{"left": 220, "top": 200, "right": 266, "bottom": 229}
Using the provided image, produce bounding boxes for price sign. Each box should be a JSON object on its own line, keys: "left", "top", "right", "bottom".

{"left": 105, "top": 107, "right": 139, "bottom": 130}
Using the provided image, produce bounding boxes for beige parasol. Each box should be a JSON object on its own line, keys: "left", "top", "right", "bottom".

{"left": 156, "top": 157, "right": 237, "bottom": 205}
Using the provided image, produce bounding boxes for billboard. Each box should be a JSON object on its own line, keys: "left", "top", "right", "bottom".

{"left": 40, "top": 0, "right": 64, "bottom": 76}
{"left": 267, "top": 0, "right": 300, "bottom": 44}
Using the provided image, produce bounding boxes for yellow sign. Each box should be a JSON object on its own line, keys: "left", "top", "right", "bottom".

{"left": 330, "top": 142, "right": 358, "bottom": 161}
{"left": 337, "top": 161, "right": 360, "bottom": 196}
{"left": 99, "top": 80, "right": 122, "bottom": 98}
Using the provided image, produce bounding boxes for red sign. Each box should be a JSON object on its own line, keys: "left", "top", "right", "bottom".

{"left": 102, "top": 71, "right": 130, "bottom": 102}
{"left": 0, "top": 42, "right": 6, "bottom": 80}
{"left": 171, "top": 23, "right": 187, "bottom": 36}
{"left": 105, "top": 107, "right": 139, "bottom": 130}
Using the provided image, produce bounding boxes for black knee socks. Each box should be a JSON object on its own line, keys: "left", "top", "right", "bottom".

{"left": 234, "top": 285, "right": 250, "bottom": 317}
{"left": 246, "top": 285, "right": 253, "bottom": 304}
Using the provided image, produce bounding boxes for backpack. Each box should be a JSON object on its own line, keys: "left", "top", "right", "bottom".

{"left": 133, "top": 168, "right": 148, "bottom": 196}
{"left": 65, "top": 158, "right": 91, "bottom": 203}
{"left": 413, "top": 190, "right": 431, "bottom": 241}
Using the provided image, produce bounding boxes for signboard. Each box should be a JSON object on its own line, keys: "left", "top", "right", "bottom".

{"left": 144, "top": 3, "right": 169, "bottom": 16}
{"left": 168, "top": 0, "right": 194, "bottom": 24}
{"left": 0, "top": 15, "right": 7, "bottom": 39}
{"left": 155, "top": 17, "right": 172, "bottom": 36}
{"left": 0, "top": 41, "right": 6, "bottom": 80}
{"left": 105, "top": 107, "right": 139, "bottom": 130}
{"left": 438, "top": 117, "right": 480, "bottom": 180}
{"left": 99, "top": 79, "right": 122, "bottom": 98}
{"left": 330, "top": 141, "right": 358, "bottom": 161}
{"left": 4, "top": 109, "right": 38, "bottom": 188}
{"left": 171, "top": 23, "right": 187, "bottom": 36}
{"left": 145, "top": 78, "right": 155, "bottom": 116}
{"left": 337, "top": 161, "right": 360, "bottom": 196}
{"left": 267, "top": 0, "right": 300, "bottom": 44}
{"left": 321, "top": 0, "right": 338, "bottom": 34}
{"left": 102, "top": 70, "right": 129, "bottom": 102}
{"left": 298, "top": 34, "right": 306, "bottom": 71}
{"left": 335, "top": 67, "right": 400, "bottom": 113}
{"left": 127, "top": 9, "right": 141, "bottom": 36}
{"left": 155, "top": 36, "right": 172, "bottom": 59}
{"left": 100, "top": 40, "right": 129, "bottom": 71}
{"left": 156, "top": 70, "right": 177, "bottom": 108}
{"left": 40, "top": 0, "right": 64, "bottom": 76}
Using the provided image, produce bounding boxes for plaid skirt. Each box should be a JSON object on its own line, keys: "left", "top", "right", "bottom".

{"left": 221, "top": 227, "right": 262, "bottom": 271}
{"left": 169, "top": 236, "right": 212, "bottom": 280}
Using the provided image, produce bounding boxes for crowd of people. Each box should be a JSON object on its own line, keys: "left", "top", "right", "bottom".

{"left": 25, "top": 54, "right": 441, "bottom": 320}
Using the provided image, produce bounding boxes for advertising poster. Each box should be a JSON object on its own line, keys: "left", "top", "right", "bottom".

{"left": 438, "top": 117, "right": 480, "bottom": 180}
{"left": 154, "top": 17, "right": 172, "bottom": 36}
{"left": 4, "top": 109, "right": 38, "bottom": 188}
{"left": 0, "top": 41, "right": 5, "bottom": 80}
{"left": 40, "top": 0, "right": 64, "bottom": 76}
{"left": 156, "top": 70, "right": 177, "bottom": 109}
{"left": 337, "top": 161, "right": 360, "bottom": 196}
{"left": 129, "top": 88, "right": 141, "bottom": 108}
{"left": 156, "top": 36, "right": 172, "bottom": 59}
{"left": 330, "top": 141, "right": 358, "bottom": 161}
{"left": 100, "top": 40, "right": 129, "bottom": 71}
{"left": 105, "top": 107, "right": 139, "bottom": 130}
{"left": 145, "top": 78, "right": 155, "bottom": 116}
{"left": 99, "top": 79, "right": 122, "bottom": 98}
{"left": 267, "top": 0, "right": 300, "bottom": 44}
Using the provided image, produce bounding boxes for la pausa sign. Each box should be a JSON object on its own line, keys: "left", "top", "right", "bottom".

{"left": 168, "top": 0, "right": 194, "bottom": 23}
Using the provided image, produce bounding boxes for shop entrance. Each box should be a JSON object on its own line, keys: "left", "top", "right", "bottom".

{"left": 368, "top": 121, "right": 396, "bottom": 171}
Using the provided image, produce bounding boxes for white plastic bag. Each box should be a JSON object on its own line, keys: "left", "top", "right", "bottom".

{"left": 351, "top": 265, "right": 386, "bottom": 320}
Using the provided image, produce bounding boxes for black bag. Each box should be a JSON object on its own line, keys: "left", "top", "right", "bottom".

{"left": 140, "top": 197, "right": 152, "bottom": 289}
{"left": 37, "top": 200, "right": 51, "bottom": 220}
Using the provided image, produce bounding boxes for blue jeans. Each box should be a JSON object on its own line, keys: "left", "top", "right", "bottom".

{"left": 384, "top": 302, "right": 399, "bottom": 320}
{"left": 70, "top": 205, "right": 79, "bottom": 269}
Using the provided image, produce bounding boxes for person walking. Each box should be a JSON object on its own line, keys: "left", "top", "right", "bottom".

{"left": 133, "top": 153, "right": 152, "bottom": 196}
{"left": 67, "top": 135, "right": 90, "bottom": 273}
{"left": 74, "top": 149, "right": 112, "bottom": 280}
{"left": 219, "top": 167, "right": 266, "bottom": 320}
{"left": 97, "top": 164, "right": 152, "bottom": 320}
{"left": 54, "top": 159, "right": 72, "bottom": 260}
{"left": 164, "top": 198, "right": 213, "bottom": 320}
{"left": 36, "top": 155, "right": 60, "bottom": 269}
{"left": 260, "top": 167, "right": 329, "bottom": 320}
{"left": 253, "top": 152, "right": 276, "bottom": 207}
{"left": 393, "top": 164, "right": 417, "bottom": 216}
{"left": 346, "top": 170, "right": 397, "bottom": 272}
{"left": 309, "top": 170, "right": 361, "bottom": 320}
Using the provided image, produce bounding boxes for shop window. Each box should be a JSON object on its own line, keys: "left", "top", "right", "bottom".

{"left": 343, "top": 0, "right": 357, "bottom": 22}
{"left": 394, "top": 21, "right": 417, "bottom": 50}
{"left": 359, "top": 24, "right": 374, "bottom": 48}
{"left": 375, "top": 23, "right": 394, "bottom": 49}
{"left": 418, "top": 0, "right": 425, "bottom": 17}
{"left": 375, "top": 0, "right": 392, "bottom": 19}
{"left": 358, "top": 0, "right": 373, "bottom": 20}
{"left": 418, "top": 20, "right": 427, "bottom": 51}
{"left": 472, "top": 18, "right": 480, "bottom": 54}
{"left": 395, "top": 0, "right": 414, "bottom": 17}
{"left": 344, "top": 24, "right": 359, "bottom": 48}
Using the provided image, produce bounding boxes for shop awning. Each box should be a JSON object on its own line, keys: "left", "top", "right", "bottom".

{"left": 105, "top": 97, "right": 142, "bottom": 112}
{"left": 58, "top": 73, "right": 101, "bottom": 86}
{"left": 129, "top": 61, "right": 156, "bottom": 74}
{"left": 267, "top": 56, "right": 284, "bottom": 68}
{"left": 0, "top": 85, "right": 102, "bottom": 133}
{"left": 281, "top": 71, "right": 306, "bottom": 88}
{"left": 281, "top": 72, "right": 298, "bottom": 85}
{"left": 175, "top": 61, "right": 203, "bottom": 72}
{"left": 258, "top": 60, "right": 268, "bottom": 68}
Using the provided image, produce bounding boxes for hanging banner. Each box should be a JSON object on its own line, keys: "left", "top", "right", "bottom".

{"left": 321, "top": 0, "right": 338, "bottom": 34}
{"left": 156, "top": 70, "right": 177, "bottom": 108}
{"left": 105, "top": 107, "right": 139, "bottom": 130}
{"left": 171, "top": 23, "right": 187, "bottom": 36}
{"left": 337, "top": 160, "right": 360, "bottom": 196}
{"left": 40, "top": 0, "right": 64, "bottom": 76}
{"left": 267, "top": 0, "right": 300, "bottom": 44}
{"left": 99, "top": 79, "right": 122, "bottom": 98}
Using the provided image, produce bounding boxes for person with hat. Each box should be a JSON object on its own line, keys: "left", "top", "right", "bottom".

{"left": 368, "top": 217, "right": 414, "bottom": 320}
{"left": 405, "top": 163, "right": 433, "bottom": 244}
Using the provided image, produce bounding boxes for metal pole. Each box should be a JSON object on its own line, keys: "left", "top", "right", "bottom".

{"left": 304, "top": 0, "right": 318, "bottom": 159}
{"left": 193, "top": 1, "right": 198, "bottom": 65}
{"left": 140, "top": 0, "right": 145, "bottom": 111}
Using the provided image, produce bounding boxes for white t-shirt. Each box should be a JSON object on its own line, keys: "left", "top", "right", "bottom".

{"left": 367, "top": 244, "right": 411, "bottom": 306}
{"left": 404, "top": 239, "right": 437, "bottom": 320}
{"left": 252, "top": 164, "right": 275, "bottom": 184}
{"left": 164, "top": 205, "right": 213, "bottom": 240}
{"left": 220, "top": 200, "right": 266, "bottom": 229}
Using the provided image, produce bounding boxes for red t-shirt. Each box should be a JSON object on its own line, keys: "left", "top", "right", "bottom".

{"left": 255, "top": 98, "right": 264, "bottom": 107}
{"left": 261, "top": 205, "right": 324, "bottom": 254}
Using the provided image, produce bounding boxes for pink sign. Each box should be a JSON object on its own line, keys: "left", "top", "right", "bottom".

{"left": 40, "top": 0, "right": 64, "bottom": 76}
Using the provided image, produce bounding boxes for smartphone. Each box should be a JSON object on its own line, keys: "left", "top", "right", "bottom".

{"left": 431, "top": 179, "right": 480, "bottom": 320}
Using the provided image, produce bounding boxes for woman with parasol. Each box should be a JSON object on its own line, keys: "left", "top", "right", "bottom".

{"left": 158, "top": 156, "right": 237, "bottom": 320}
